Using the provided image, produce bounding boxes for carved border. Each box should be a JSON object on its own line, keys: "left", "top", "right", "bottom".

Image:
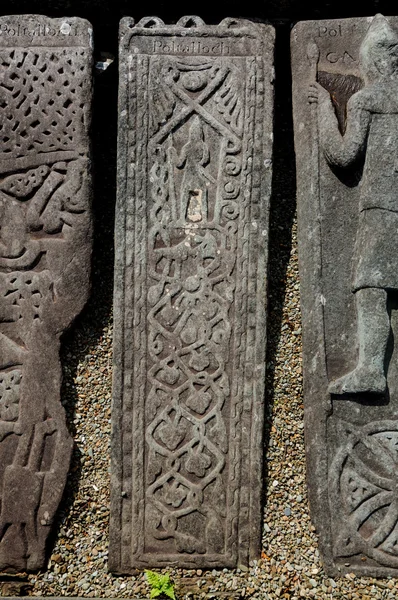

{"left": 111, "top": 17, "right": 274, "bottom": 572}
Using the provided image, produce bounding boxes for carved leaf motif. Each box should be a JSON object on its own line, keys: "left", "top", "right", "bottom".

{"left": 175, "top": 530, "right": 206, "bottom": 554}
{"left": 159, "top": 305, "right": 182, "bottom": 329}
{"left": 180, "top": 318, "right": 198, "bottom": 345}
{"left": 157, "top": 419, "right": 187, "bottom": 451}
{"left": 185, "top": 447, "right": 211, "bottom": 477}
{"left": 185, "top": 391, "right": 212, "bottom": 415}
{"left": 188, "top": 350, "right": 210, "bottom": 372}
{"left": 162, "top": 480, "right": 187, "bottom": 508}
{"left": 157, "top": 364, "right": 180, "bottom": 385}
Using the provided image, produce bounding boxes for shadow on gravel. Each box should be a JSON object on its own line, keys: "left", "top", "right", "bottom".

{"left": 262, "top": 22, "right": 297, "bottom": 524}
{"left": 47, "top": 54, "right": 119, "bottom": 560}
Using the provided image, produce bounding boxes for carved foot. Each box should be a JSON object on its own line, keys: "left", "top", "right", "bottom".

{"left": 26, "top": 549, "right": 46, "bottom": 572}
{"left": 328, "top": 367, "right": 387, "bottom": 395}
{"left": 0, "top": 524, "right": 27, "bottom": 572}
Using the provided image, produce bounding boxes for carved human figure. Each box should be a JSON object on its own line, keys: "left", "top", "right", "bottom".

{"left": 0, "top": 17, "right": 92, "bottom": 572}
{"left": 171, "top": 116, "right": 210, "bottom": 223}
{"left": 309, "top": 14, "right": 398, "bottom": 394}
{"left": 0, "top": 158, "right": 91, "bottom": 571}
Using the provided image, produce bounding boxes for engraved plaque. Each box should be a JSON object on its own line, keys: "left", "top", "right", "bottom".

{"left": 292, "top": 14, "right": 398, "bottom": 577}
{"left": 111, "top": 16, "right": 274, "bottom": 570}
{"left": 0, "top": 15, "right": 93, "bottom": 571}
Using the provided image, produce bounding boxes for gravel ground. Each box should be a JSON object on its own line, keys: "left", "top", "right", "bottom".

{"left": 16, "top": 25, "right": 398, "bottom": 600}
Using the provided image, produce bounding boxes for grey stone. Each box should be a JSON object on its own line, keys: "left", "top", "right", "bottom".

{"left": 110, "top": 16, "right": 274, "bottom": 571}
{"left": 292, "top": 14, "right": 398, "bottom": 577}
{"left": 0, "top": 15, "right": 93, "bottom": 572}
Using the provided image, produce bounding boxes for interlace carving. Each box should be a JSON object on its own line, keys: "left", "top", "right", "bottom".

{"left": 0, "top": 48, "right": 90, "bottom": 160}
{"left": 111, "top": 16, "right": 273, "bottom": 570}
{"left": 330, "top": 420, "right": 398, "bottom": 568}
{"left": 0, "top": 16, "right": 92, "bottom": 572}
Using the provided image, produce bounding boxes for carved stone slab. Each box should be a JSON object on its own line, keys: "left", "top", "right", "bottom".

{"left": 111, "top": 16, "right": 274, "bottom": 571}
{"left": 0, "top": 15, "right": 93, "bottom": 571}
{"left": 292, "top": 14, "right": 398, "bottom": 577}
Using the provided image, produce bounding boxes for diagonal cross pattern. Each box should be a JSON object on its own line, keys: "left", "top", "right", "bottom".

{"left": 150, "top": 61, "right": 241, "bottom": 152}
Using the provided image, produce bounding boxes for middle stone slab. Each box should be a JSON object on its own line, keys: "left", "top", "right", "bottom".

{"left": 110, "top": 16, "right": 274, "bottom": 571}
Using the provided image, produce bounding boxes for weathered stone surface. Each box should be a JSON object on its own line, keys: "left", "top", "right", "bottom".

{"left": 292, "top": 14, "right": 398, "bottom": 577}
{"left": 0, "top": 15, "right": 93, "bottom": 572}
{"left": 111, "top": 16, "right": 274, "bottom": 571}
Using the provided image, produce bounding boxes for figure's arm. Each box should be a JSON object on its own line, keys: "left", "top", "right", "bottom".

{"left": 308, "top": 83, "right": 371, "bottom": 168}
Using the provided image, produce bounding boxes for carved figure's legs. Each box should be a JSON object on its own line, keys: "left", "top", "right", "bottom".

{"left": 328, "top": 288, "right": 389, "bottom": 394}
{"left": 0, "top": 331, "right": 73, "bottom": 571}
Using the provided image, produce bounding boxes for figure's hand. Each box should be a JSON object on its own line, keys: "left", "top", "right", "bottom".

{"left": 308, "top": 82, "right": 330, "bottom": 105}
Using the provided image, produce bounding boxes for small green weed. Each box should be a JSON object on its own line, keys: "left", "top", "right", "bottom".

{"left": 145, "top": 570, "right": 176, "bottom": 600}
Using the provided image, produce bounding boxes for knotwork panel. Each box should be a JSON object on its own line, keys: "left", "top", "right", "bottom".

{"left": 111, "top": 16, "right": 274, "bottom": 570}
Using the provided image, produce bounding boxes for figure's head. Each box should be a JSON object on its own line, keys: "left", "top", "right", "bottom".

{"left": 360, "top": 14, "right": 398, "bottom": 83}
